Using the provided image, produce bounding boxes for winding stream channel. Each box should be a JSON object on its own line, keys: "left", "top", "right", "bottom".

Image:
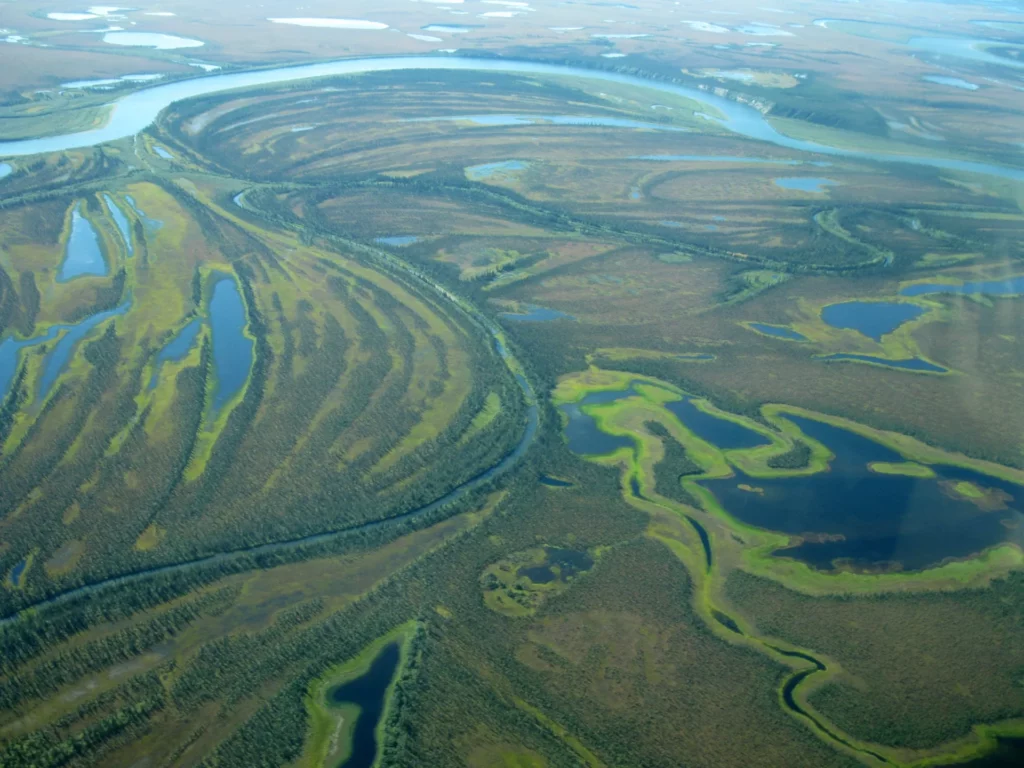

{"left": 0, "top": 56, "right": 1022, "bottom": 183}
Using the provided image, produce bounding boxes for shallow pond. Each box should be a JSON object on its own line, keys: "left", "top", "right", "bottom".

{"left": 499, "top": 304, "right": 575, "bottom": 322}
{"left": 819, "top": 353, "right": 947, "bottom": 373}
{"left": 908, "top": 37, "right": 1024, "bottom": 70}
{"left": 125, "top": 194, "right": 163, "bottom": 230}
{"left": 518, "top": 547, "right": 593, "bottom": 584}
{"left": 701, "top": 415, "right": 1023, "bottom": 572}
{"left": 749, "top": 323, "right": 807, "bottom": 341}
{"left": 103, "top": 31, "right": 204, "bottom": 49}
{"left": 209, "top": 277, "right": 253, "bottom": 412}
{"left": 900, "top": 275, "right": 1024, "bottom": 297}
{"left": 149, "top": 319, "right": 201, "bottom": 389}
{"left": 153, "top": 145, "right": 174, "bottom": 159}
{"left": 773, "top": 177, "right": 838, "bottom": 193}
{"left": 374, "top": 236, "right": 420, "bottom": 247}
{"left": 466, "top": 159, "right": 528, "bottom": 181}
{"left": 39, "top": 301, "right": 131, "bottom": 401}
{"left": 103, "top": 193, "right": 132, "bottom": 257}
{"left": 59, "top": 204, "right": 107, "bottom": 281}
{"left": 0, "top": 162, "right": 11, "bottom": 179}
{"left": 821, "top": 301, "right": 925, "bottom": 341}
{"left": 923, "top": 75, "right": 979, "bottom": 90}
{"left": 9, "top": 559, "right": 27, "bottom": 587}
{"left": 327, "top": 643, "right": 401, "bottom": 768}
{"left": 665, "top": 397, "right": 771, "bottom": 450}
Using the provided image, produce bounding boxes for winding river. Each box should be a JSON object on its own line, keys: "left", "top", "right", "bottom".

{"left": 0, "top": 56, "right": 1022, "bottom": 182}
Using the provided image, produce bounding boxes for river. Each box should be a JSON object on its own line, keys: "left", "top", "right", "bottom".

{"left": 0, "top": 56, "right": 1021, "bottom": 182}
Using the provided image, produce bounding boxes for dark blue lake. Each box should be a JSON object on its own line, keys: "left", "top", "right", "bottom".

{"left": 900, "top": 275, "right": 1024, "bottom": 298}
{"left": 821, "top": 301, "right": 925, "bottom": 341}
{"left": 819, "top": 353, "right": 947, "bottom": 373}
{"left": 103, "top": 194, "right": 133, "bottom": 257}
{"left": 500, "top": 305, "right": 575, "bottom": 322}
{"left": 328, "top": 642, "right": 401, "bottom": 768}
{"left": 209, "top": 277, "right": 253, "bottom": 412}
{"left": 701, "top": 415, "right": 1023, "bottom": 572}
{"left": 149, "top": 319, "right": 202, "bottom": 389}
{"left": 750, "top": 323, "right": 807, "bottom": 341}
{"left": 665, "top": 397, "right": 771, "bottom": 450}
{"left": 58, "top": 204, "right": 107, "bottom": 281}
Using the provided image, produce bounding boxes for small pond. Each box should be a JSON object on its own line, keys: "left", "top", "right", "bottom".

{"left": 821, "top": 301, "right": 925, "bottom": 341}
{"left": 374, "top": 236, "right": 420, "bottom": 247}
{"left": 665, "top": 397, "right": 771, "bottom": 450}
{"left": 125, "top": 194, "right": 164, "bottom": 230}
{"left": 518, "top": 547, "right": 593, "bottom": 584}
{"left": 103, "top": 32, "right": 204, "bottom": 49}
{"left": 103, "top": 194, "right": 132, "bottom": 257}
{"left": 700, "top": 415, "right": 1023, "bottom": 572}
{"left": 466, "top": 159, "right": 528, "bottom": 181}
{"left": 153, "top": 146, "right": 174, "bottom": 159}
{"left": 9, "top": 559, "right": 28, "bottom": 587}
{"left": 540, "top": 474, "right": 574, "bottom": 488}
{"left": 59, "top": 204, "right": 107, "bottom": 281}
{"left": 0, "top": 163, "right": 11, "bottom": 179}
{"left": 749, "top": 323, "right": 807, "bottom": 341}
{"left": 819, "top": 353, "right": 947, "bottom": 373}
{"left": 327, "top": 643, "right": 401, "bottom": 768}
{"left": 499, "top": 304, "right": 575, "bottom": 322}
{"left": 773, "top": 177, "right": 838, "bottom": 193}
{"left": 209, "top": 277, "right": 254, "bottom": 412}
{"left": 923, "top": 75, "right": 979, "bottom": 90}
{"left": 900, "top": 275, "right": 1024, "bottom": 297}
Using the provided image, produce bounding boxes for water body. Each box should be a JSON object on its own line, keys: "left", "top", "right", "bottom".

{"left": 62, "top": 73, "right": 164, "bottom": 89}
{"left": 688, "top": 516, "right": 713, "bottom": 570}
{"left": 0, "top": 325, "right": 63, "bottom": 399}
{"left": 560, "top": 387, "right": 636, "bottom": 456}
{"left": 499, "top": 304, "right": 575, "bottom": 322}
{"left": 9, "top": 559, "right": 27, "bottom": 587}
{"left": 774, "top": 177, "right": 838, "bottom": 193}
{"left": 327, "top": 643, "right": 401, "bottom": 768}
{"left": 519, "top": 547, "right": 593, "bottom": 583}
{"left": 665, "top": 397, "right": 770, "bottom": 450}
{"left": 374, "top": 236, "right": 420, "bottom": 247}
{"left": 38, "top": 301, "right": 131, "bottom": 401}
{"left": 0, "top": 162, "right": 11, "bottom": 179}
{"left": 819, "top": 353, "right": 947, "bottom": 373}
{"left": 125, "top": 194, "right": 163, "bottom": 230}
{"left": 749, "top": 323, "right": 807, "bottom": 341}
{"left": 900, "top": 275, "right": 1024, "bottom": 297}
{"left": 821, "top": 301, "right": 925, "bottom": 341}
{"left": 102, "top": 194, "right": 132, "bottom": 257}
{"left": 103, "top": 32, "right": 204, "bottom": 49}
{"left": 208, "top": 277, "right": 254, "bottom": 412}
{"left": 923, "top": 75, "right": 979, "bottom": 90}
{"left": 59, "top": 204, "right": 107, "bottom": 281}
{"left": 701, "top": 415, "right": 1023, "bottom": 571}
{"left": 149, "top": 319, "right": 201, "bottom": 389}
{"left": 1, "top": 56, "right": 1021, "bottom": 183}
{"left": 466, "top": 159, "right": 527, "bottom": 180}
{"left": 153, "top": 145, "right": 174, "bottom": 159}
{"left": 408, "top": 113, "right": 689, "bottom": 132}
